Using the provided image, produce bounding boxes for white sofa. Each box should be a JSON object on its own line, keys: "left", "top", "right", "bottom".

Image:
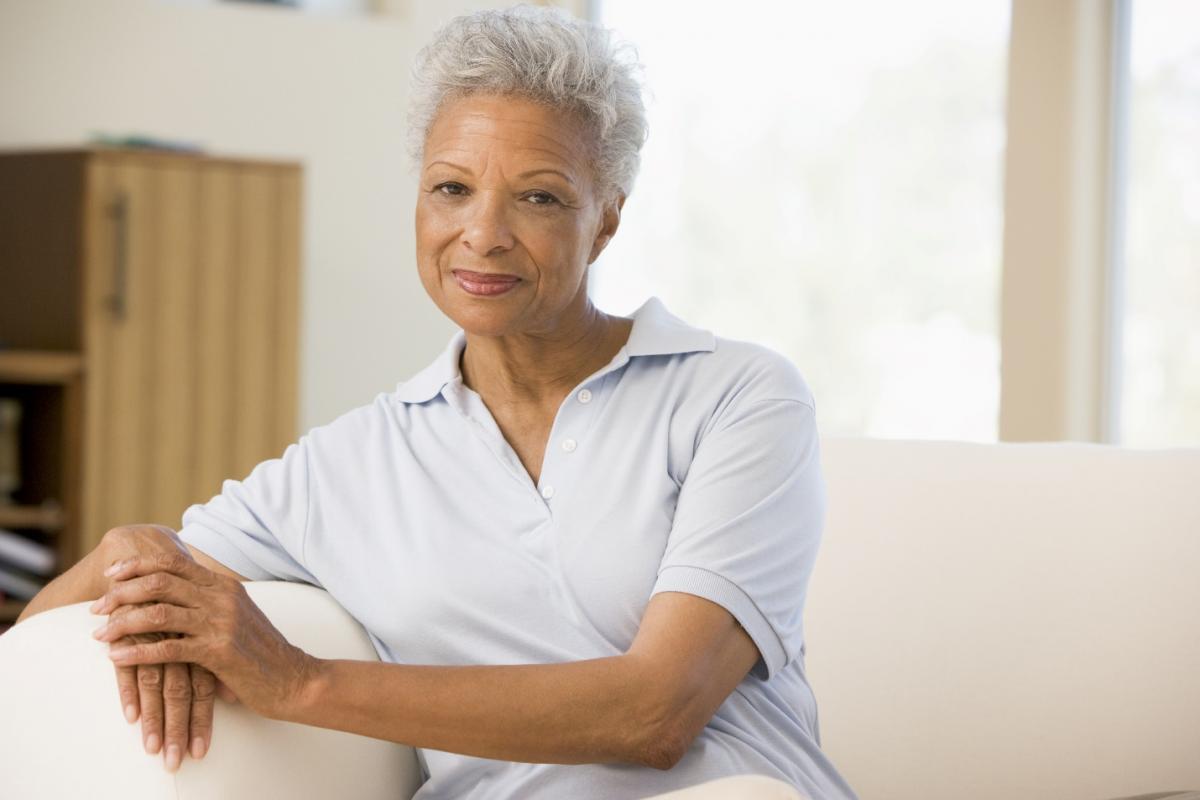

{"left": 807, "top": 437, "right": 1200, "bottom": 800}
{"left": 1, "top": 437, "right": 1198, "bottom": 799}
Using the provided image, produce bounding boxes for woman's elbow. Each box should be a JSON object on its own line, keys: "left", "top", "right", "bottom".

{"left": 623, "top": 688, "right": 699, "bottom": 770}
{"left": 628, "top": 718, "right": 692, "bottom": 771}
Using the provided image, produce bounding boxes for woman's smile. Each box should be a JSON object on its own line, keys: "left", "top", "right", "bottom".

{"left": 452, "top": 269, "right": 523, "bottom": 297}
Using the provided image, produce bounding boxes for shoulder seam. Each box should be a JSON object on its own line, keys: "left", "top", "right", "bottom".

{"left": 713, "top": 396, "right": 816, "bottom": 434}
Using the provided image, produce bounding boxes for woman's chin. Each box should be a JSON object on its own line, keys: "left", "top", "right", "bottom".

{"left": 442, "top": 297, "right": 527, "bottom": 338}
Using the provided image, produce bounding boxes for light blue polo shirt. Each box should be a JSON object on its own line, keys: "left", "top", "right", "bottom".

{"left": 178, "top": 296, "right": 859, "bottom": 800}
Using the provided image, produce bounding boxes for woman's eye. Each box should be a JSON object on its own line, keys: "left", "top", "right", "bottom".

{"left": 526, "top": 191, "right": 558, "bottom": 206}
{"left": 434, "top": 182, "right": 465, "bottom": 196}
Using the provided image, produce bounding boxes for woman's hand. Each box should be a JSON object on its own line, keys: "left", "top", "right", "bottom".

{"left": 93, "top": 525, "right": 226, "bottom": 771}
{"left": 90, "top": 551, "right": 321, "bottom": 722}
{"left": 99, "top": 607, "right": 236, "bottom": 770}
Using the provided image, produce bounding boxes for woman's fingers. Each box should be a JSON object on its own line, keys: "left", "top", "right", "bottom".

{"left": 136, "top": 658, "right": 165, "bottom": 755}
{"left": 108, "top": 636, "right": 197, "bottom": 667}
{"left": 91, "top": 570, "right": 201, "bottom": 616}
{"left": 188, "top": 664, "right": 217, "bottom": 759}
{"left": 114, "top": 661, "right": 141, "bottom": 724}
{"left": 102, "top": 551, "right": 218, "bottom": 587}
{"left": 94, "top": 601, "right": 202, "bottom": 641}
{"left": 161, "top": 657, "right": 192, "bottom": 772}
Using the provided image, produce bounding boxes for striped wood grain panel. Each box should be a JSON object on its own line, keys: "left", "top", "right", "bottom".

{"left": 194, "top": 164, "right": 238, "bottom": 512}
{"left": 231, "top": 168, "right": 281, "bottom": 481}
{"left": 275, "top": 168, "right": 302, "bottom": 449}
{"left": 149, "top": 162, "right": 200, "bottom": 529}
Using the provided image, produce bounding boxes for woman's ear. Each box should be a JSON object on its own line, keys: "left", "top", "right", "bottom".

{"left": 588, "top": 192, "right": 625, "bottom": 264}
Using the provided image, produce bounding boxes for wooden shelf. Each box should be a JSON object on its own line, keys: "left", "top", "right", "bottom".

{"left": 0, "top": 350, "right": 84, "bottom": 385}
{"left": 0, "top": 502, "right": 65, "bottom": 532}
{"left": 0, "top": 598, "right": 27, "bottom": 624}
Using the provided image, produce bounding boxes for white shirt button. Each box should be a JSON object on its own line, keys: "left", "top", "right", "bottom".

{"left": 561, "top": 438, "right": 577, "bottom": 452}
{"left": 577, "top": 389, "right": 592, "bottom": 404}
{"left": 541, "top": 484, "right": 556, "bottom": 500}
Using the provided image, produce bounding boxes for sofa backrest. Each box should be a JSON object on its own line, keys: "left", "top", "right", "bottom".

{"left": 805, "top": 437, "right": 1200, "bottom": 800}
{"left": 0, "top": 582, "right": 425, "bottom": 799}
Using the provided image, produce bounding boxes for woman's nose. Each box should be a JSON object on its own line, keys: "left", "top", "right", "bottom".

{"left": 462, "top": 190, "right": 514, "bottom": 255}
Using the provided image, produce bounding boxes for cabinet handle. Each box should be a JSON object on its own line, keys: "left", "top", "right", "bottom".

{"left": 106, "top": 192, "right": 129, "bottom": 320}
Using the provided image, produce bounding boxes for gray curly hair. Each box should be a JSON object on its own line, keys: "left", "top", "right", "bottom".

{"left": 405, "top": 4, "right": 648, "bottom": 204}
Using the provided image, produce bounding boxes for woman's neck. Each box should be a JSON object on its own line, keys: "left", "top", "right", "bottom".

{"left": 459, "top": 301, "right": 633, "bottom": 408}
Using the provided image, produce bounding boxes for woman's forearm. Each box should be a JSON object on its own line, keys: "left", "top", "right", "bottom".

{"left": 285, "top": 654, "right": 674, "bottom": 769}
{"left": 16, "top": 547, "right": 106, "bottom": 624}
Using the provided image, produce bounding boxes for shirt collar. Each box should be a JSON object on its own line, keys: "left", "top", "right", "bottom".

{"left": 392, "top": 295, "right": 715, "bottom": 405}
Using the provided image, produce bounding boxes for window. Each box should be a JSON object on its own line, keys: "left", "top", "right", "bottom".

{"left": 591, "top": 1, "right": 1010, "bottom": 440}
{"left": 1120, "top": 0, "right": 1200, "bottom": 446}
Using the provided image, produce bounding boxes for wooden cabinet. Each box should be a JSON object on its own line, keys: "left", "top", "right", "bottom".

{"left": 0, "top": 147, "right": 303, "bottom": 625}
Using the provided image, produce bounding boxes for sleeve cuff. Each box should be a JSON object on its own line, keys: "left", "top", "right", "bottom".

{"left": 650, "top": 564, "right": 787, "bottom": 681}
{"left": 177, "top": 523, "right": 277, "bottom": 582}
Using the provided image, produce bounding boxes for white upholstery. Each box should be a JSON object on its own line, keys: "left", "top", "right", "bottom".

{"left": 807, "top": 437, "right": 1200, "bottom": 800}
{"left": 0, "top": 582, "right": 424, "bottom": 799}
{"left": 1, "top": 437, "right": 1197, "bottom": 799}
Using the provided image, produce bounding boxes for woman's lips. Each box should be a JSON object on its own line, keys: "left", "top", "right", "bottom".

{"left": 452, "top": 270, "right": 521, "bottom": 297}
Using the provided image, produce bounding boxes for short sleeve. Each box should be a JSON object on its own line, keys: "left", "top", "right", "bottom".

{"left": 177, "top": 435, "right": 319, "bottom": 586}
{"left": 650, "top": 396, "right": 826, "bottom": 681}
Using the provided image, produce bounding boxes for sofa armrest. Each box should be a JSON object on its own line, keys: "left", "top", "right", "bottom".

{"left": 0, "top": 581, "right": 424, "bottom": 799}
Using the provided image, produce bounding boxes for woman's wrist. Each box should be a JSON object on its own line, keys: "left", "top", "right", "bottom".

{"left": 278, "top": 652, "right": 331, "bottom": 723}
{"left": 15, "top": 543, "right": 107, "bottom": 624}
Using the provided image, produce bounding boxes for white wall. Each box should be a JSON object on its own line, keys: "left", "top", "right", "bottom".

{"left": 0, "top": 0, "right": 551, "bottom": 432}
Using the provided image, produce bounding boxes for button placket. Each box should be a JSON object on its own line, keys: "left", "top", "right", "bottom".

{"left": 538, "top": 370, "right": 623, "bottom": 507}
{"left": 539, "top": 395, "right": 591, "bottom": 503}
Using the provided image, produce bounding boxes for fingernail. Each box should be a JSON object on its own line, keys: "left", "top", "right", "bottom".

{"left": 89, "top": 597, "right": 103, "bottom": 613}
{"left": 165, "top": 745, "right": 181, "bottom": 772}
{"left": 146, "top": 734, "right": 160, "bottom": 755}
{"left": 124, "top": 705, "right": 138, "bottom": 723}
{"left": 104, "top": 560, "right": 125, "bottom": 577}
{"left": 191, "top": 737, "right": 206, "bottom": 759}
{"left": 108, "top": 647, "right": 131, "bottom": 661}
{"left": 91, "top": 624, "right": 109, "bottom": 640}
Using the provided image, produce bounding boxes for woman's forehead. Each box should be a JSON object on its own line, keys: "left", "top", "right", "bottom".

{"left": 423, "top": 94, "right": 593, "bottom": 175}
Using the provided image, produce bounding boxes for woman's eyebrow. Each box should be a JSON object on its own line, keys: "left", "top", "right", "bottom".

{"left": 425, "top": 159, "right": 469, "bottom": 173}
{"left": 425, "top": 160, "right": 576, "bottom": 187}
{"left": 517, "top": 168, "right": 576, "bottom": 186}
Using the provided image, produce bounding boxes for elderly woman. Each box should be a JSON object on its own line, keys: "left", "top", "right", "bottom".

{"left": 19, "top": 6, "right": 857, "bottom": 800}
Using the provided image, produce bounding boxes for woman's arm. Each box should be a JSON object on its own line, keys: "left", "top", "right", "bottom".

{"left": 288, "top": 587, "right": 759, "bottom": 770}
{"left": 16, "top": 540, "right": 109, "bottom": 624}
{"left": 95, "top": 555, "right": 760, "bottom": 771}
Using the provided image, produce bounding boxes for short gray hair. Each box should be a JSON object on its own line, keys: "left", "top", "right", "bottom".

{"left": 406, "top": 4, "right": 648, "bottom": 203}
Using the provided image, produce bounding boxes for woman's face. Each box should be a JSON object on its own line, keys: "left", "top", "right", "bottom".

{"left": 415, "top": 92, "right": 622, "bottom": 338}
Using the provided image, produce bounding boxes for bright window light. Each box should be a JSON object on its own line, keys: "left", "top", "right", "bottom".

{"left": 592, "top": 1, "right": 1010, "bottom": 441}
{"left": 1120, "top": 0, "right": 1200, "bottom": 446}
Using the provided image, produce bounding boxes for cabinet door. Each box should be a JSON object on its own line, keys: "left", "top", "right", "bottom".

{"left": 81, "top": 155, "right": 302, "bottom": 553}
